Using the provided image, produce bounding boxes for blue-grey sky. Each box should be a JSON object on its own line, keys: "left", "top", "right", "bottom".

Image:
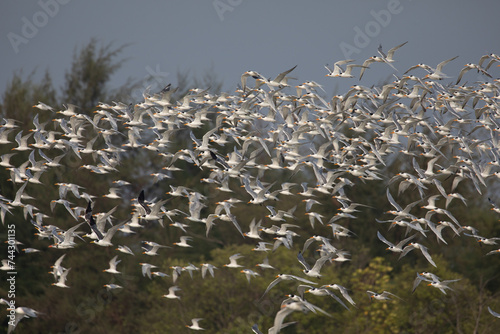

{"left": 1, "top": 0, "right": 499, "bottom": 99}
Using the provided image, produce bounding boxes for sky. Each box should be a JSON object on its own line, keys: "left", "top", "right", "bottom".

{"left": 1, "top": 0, "right": 499, "bottom": 101}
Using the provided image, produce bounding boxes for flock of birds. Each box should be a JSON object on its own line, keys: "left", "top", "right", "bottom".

{"left": 1, "top": 42, "right": 500, "bottom": 332}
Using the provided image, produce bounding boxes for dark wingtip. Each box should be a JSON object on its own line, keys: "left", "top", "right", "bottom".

{"left": 86, "top": 200, "right": 92, "bottom": 213}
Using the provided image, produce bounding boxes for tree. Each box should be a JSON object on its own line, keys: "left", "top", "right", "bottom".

{"left": 61, "top": 38, "right": 135, "bottom": 113}
{"left": 0, "top": 70, "right": 56, "bottom": 128}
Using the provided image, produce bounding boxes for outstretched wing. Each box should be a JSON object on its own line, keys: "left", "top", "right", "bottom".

{"left": 85, "top": 201, "right": 104, "bottom": 240}
{"left": 138, "top": 190, "right": 151, "bottom": 215}
{"left": 418, "top": 244, "right": 437, "bottom": 268}
{"left": 297, "top": 252, "right": 311, "bottom": 271}
{"left": 377, "top": 231, "right": 394, "bottom": 248}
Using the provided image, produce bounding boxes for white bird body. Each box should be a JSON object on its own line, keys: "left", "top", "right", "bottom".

{"left": 424, "top": 56, "right": 459, "bottom": 80}
{"left": 163, "top": 286, "right": 181, "bottom": 300}
{"left": 52, "top": 268, "right": 71, "bottom": 288}
{"left": 366, "top": 290, "right": 402, "bottom": 301}
{"left": 262, "top": 274, "right": 317, "bottom": 298}
{"left": 103, "top": 255, "right": 121, "bottom": 274}
{"left": 323, "top": 284, "right": 356, "bottom": 306}
{"left": 241, "top": 268, "right": 260, "bottom": 283}
{"left": 91, "top": 221, "right": 126, "bottom": 247}
{"left": 186, "top": 318, "right": 205, "bottom": 330}
{"left": 140, "top": 262, "right": 157, "bottom": 279}
{"left": 6, "top": 305, "right": 40, "bottom": 333}
{"left": 224, "top": 253, "right": 244, "bottom": 268}
{"left": 173, "top": 236, "right": 193, "bottom": 247}
{"left": 142, "top": 241, "right": 168, "bottom": 256}
{"left": 256, "top": 257, "right": 275, "bottom": 270}
{"left": 297, "top": 252, "right": 331, "bottom": 278}
{"left": 427, "top": 279, "right": 460, "bottom": 294}
{"left": 377, "top": 231, "right": 416, "bottom": 253}
{"left": 400, "top": 242, "right": 437, "bottom": 267}
{"left": 201, "top": 263, "right": 217, "bottom": 279}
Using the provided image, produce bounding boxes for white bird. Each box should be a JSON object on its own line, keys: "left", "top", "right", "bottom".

{"left": 138, "top": 193, "right": 167, "bottom": 222}
{"left": 201, "top": 263, "right": 217, "bottom": 279}
{"left": 91, "top": 221, "right": 126, "bottom": 247}
{"left": 8, "top": 181, "right": 29, "bottom": 208}
{"left": 0, "top": 152, "right": 16, "bottom": 168}
{"left": 50, "top": 198, "right": 79, "bottom": 221}
{"left": 377, "top": 231, "right": 416, "bottom": 253}
{"left": 256, "top": 257, "right": 275, "bottom": 270}
{"left": 104, "top": 284, "right": 123, "bottom": 290}
{"left": 169, "top": 221, "right": 189, "bottom": 233}
{"left": 339, "top": 64, "right": 367, "bottom": 78}
{"left": 302, "top": 235, "right": 335, "bottom": 255}
{"left": 52, "top": 267, "right": 71, "bottom": 288}
{"left": 242, "top": 177, "right": 275, "bottom": 205}
{"left": 116, "top": 244, "right": 135, "bottom": 256}
{"left": 325, "top": 60, "right": 355, "bottom": 77}
{"left": 103, "top": 187, "right": 121, "bottom": 199}
{"left": 322, "top": 284, "right": 356, "bottom": 306}
{"left": 305, "top": 211, "right": 325, "bottom": 228}
{"left": 103, "top": 255, "right": 121, "bottom": 274}
{"left": 269, "top": 300, "right": 308, "bottom": 334}
{"left": 265, "top": 205, "right": 293, "bottom": 222}
{"left": 241, "top": 268, "right": 260, "bottom": 283}
{"left": 359, "top": 55, "right": 397, "bottom": 79}
{"left": 152, "top": 271, "right": 170, "bottom": 278}
{"left": 303, "top": 286, "right": 349, "bottom": 310}
{"left": 366, "top": 290, "right": 402, "bottom": 301}
{"left": 427, "top": 278, "right": 461, "bottom": 295}
{"left": 261, "top": 274, "right": 317, "bottom": 298}
{"left": 6, "top": 305, "right": 40, "bottom": 334}
{"left": 223, "top": 253, "right": 244, "bottom": 268}
{"left": 399, "top": 242, "right": 437, "bottom": 268}
{"left": 162, "top": 286, "right": 181, "bottom": 300}
{"left": 486, "top": 249, "right": 500, "bottom": 256}
{"left": 170, "top": 266, "right": 183, "bottom": 283}
{"left": 33, "top": 101, "right": 54, "bottom": 110}
{"left": 182, "top": 263, "right": 200, "bottom": 279}
{"left": 173, "top": 236, "right": 193, "bottom": 247}
{"left": 12, "top": 131, "right": 33, "bottom": 151}
{"left": 257, "top": 65, "right": 297, "bottom": 88}
{"left": 186, "top": 318, "right": 205, "bottom": 330}
{"left": 244, "top": 219, "right": 262, "bottom": 240}
{"left": 302, "top": 198, "right": 321, "bottom": 212}
{"left": 49, "top": 254, "right": 67, "bottom": 281}
{"left": 139, "top": 262, "right": 157, "bottom": 279}
{"left": 297, "top": 252, "right": 331, "bottom": 278}
{"left": 1, "top": 259, "right": 13, "bottom": 271}
{"left": 377, "top": 41, "right": 408, "bottom": 63}
{"left": 424, "top": 56, "right": 459, "bottom": 80}
{"left": 276, "top": 295, "right": 333, "bottom": 328}
{"left": 386, "top": 188, "right": 420, "bottom": 221}
{"left": 464, "top": 233, "right": 500, "bottom": 246}
{"left": 252, "top": 242, "right": 273, "bottom": 252}
{"left": 241, "top": 70, "right": 263, "bottom": 92}
{"left": 49, "top": 222, "right": 84, "bottom": 249}
{"left": 455, "top": 63, "right": 491, "bottom": 84}
{"left": 142, "top": 241, "right": 168, "bottom": 256}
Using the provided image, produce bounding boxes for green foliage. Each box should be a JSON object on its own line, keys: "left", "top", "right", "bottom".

{"left": 61, "top": 38, "right": 135, "bottom": 113}
{"left": 0, "top": 70, "right": 56, "bottom": 128}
